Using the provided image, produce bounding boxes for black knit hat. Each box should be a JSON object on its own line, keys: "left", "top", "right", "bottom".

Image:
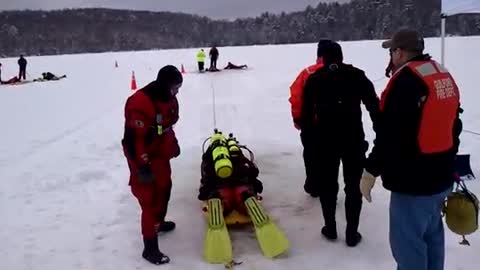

{"left": 317, "top": 39, "right": 334, "bottom": 58}
{"left": 143, "top": 65, "right": 183, "bottom": 100}
{"left": 156, "top": 65, "right": 183, "bottom": 88}
{"left": 322, "top": 41, "right": 343, "bottom": 65}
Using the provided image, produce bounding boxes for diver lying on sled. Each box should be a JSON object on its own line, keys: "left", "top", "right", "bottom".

{"left": 198, "top": 129, "right": 289, "bottom": 264}
{"left": 198, "top": 131, "right": 263, "bottom": 225}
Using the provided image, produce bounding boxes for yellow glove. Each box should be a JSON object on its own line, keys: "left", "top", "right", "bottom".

{"left": 360, "top": 170, "right": 376, "bottom": 203}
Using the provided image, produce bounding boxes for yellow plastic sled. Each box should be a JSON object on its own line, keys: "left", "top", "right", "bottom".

{"left": 201, "top": 196, "right": 263, "bottom": 226}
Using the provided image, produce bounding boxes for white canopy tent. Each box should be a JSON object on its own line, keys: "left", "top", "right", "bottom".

{"left": 441, "top": 0, "right": 480, "bottom": 65}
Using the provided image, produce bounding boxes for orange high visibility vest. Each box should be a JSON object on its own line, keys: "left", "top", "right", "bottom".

{"left": 380, "top": 60, "right": 460, "bottom": 154}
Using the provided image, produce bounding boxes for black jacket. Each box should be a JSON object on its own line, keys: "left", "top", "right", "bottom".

{"left": 366, "top": 54, "right": 462, "bottom": 195}
{"left": 300, "top": 63, "right": 379, "bottom": 149}
{"left": 209, "top": 47, "right": 219, "bottom": 60}
{"left": 43, "top": 72, "right": 55, "bottom": 80}
{"left": 18, "top": 57, "right": 27, "bottom": 69}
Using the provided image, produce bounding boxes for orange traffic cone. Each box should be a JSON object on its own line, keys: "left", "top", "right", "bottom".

{"left": 181, "top": 64, "right": 186, "bottom": 74}
{"left": 131, "top": 71, "right": 137, "bottom": 91}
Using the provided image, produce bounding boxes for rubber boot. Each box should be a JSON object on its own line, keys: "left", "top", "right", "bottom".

{"left": 142, "top": 237, "right": 170, "bottom": 265}
{"left": 156, "top": 221, "right": 176, "bottom": 233}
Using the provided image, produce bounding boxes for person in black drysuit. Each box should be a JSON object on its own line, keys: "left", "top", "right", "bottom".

{"left": 33, "top": 72, "right": 67, "bottom": 81}
{"left": 18, "top": 55, "right": 27, "bottom": 81}
{"left": 209, "top": 46, "right": 219, "bottom": 71}
{"left": 299, "top": 41, "right": 379, "bottom": 247}
{"left": 224, "top": 62, "right": 248, "bottom": 70}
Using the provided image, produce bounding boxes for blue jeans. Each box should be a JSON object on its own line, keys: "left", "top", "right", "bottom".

{"left": 389, "top": 187, "right": 452, "bottom": 270}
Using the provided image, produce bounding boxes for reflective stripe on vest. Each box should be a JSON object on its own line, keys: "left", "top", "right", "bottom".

{"left": 380, "top": 60, "right": 460, "bottom": 154}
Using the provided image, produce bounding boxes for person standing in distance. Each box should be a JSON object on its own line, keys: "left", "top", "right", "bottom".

{"left": 18, "top": 55, "right": 27, "bottom": 81}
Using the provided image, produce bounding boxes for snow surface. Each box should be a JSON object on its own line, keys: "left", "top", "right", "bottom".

{"left": 0, "top": 36, "right": 479, "bottom": 270}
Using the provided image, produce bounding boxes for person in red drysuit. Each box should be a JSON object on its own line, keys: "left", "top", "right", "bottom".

{"left": 122, "top": 65, "right": 182, "bottom": 265}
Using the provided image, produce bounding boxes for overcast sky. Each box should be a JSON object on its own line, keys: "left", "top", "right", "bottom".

{"left": 0, "top": 0, "right": 350, "bottom": 19}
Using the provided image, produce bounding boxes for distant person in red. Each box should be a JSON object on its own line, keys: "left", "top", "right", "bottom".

{"left": 122, "top": 65, "right": 182, "bottom": 265}
{"left": 0, "top": 63, "right": 21, "bottom": 85}
{"left": 18, "top": 55, "right": 27, "bottom": 80}
{"left": 1, "top": 77, "right": 21, "bottom": 85}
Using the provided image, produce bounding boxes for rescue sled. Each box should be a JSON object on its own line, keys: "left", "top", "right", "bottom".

{"left": 201, "top": 195, "right": 263, "bottom": 226}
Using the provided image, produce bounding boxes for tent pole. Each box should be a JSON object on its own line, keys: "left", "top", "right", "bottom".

{"left": 441, "top": 14, "right": 447, "bottom": 66}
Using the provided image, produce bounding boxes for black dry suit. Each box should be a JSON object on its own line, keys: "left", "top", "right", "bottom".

{"left": 300, "top": 43, "right": 379, "bottom": 239}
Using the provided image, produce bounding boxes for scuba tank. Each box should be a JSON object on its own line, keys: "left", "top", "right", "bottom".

{"left": 443, "top": 175, "right": 479, "bottom": 246}
{"left": 226, "top": 133, "right": 255, "bottom": 161}
{"left": 201, "top": 130, "right": 256, "bottom": 179}
{"left": 204, "top": 129, "right": 233, "bottom": 179}
{"left": 227, "top": 133, "right": 240, "bottom": 157}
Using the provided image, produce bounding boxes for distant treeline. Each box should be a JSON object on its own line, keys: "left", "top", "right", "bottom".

{"left": 0, "top": 0, "right": 479, "bottom": 57}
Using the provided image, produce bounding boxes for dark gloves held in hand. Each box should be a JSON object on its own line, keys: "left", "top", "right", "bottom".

{"left": 138, "top": 164, "right": 155, "bottom": 184}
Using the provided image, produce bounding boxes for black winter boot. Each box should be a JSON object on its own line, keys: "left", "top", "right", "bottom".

{"left": 156, "top": 221, "right": 176, "bottom": 233}
{"left": 304, "top": 182, "right": 320, "bottom": 198}
{"left": 346, "top": 231, "right": 362, "bottom": 247}
{"left": 319, "top": 196, "right": 337, "bottom": 241}
{"left": 142, "top": 237, "right": 170, "bottom": 265}
{"left": 321, "top": 225, "right": 338, "bottom": 241}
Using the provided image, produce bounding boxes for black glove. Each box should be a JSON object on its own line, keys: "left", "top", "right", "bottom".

{"left": 253, "top": 179, "right": 263, "bottom": 194}
{"left": 198, "top": 185, "right": 209, "bottom": 200}
{"left": 173, "top": 142, "right": 180, "bottom": 158}
{"left": 138, "top": 164, "right": 155, "bottom": 184}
